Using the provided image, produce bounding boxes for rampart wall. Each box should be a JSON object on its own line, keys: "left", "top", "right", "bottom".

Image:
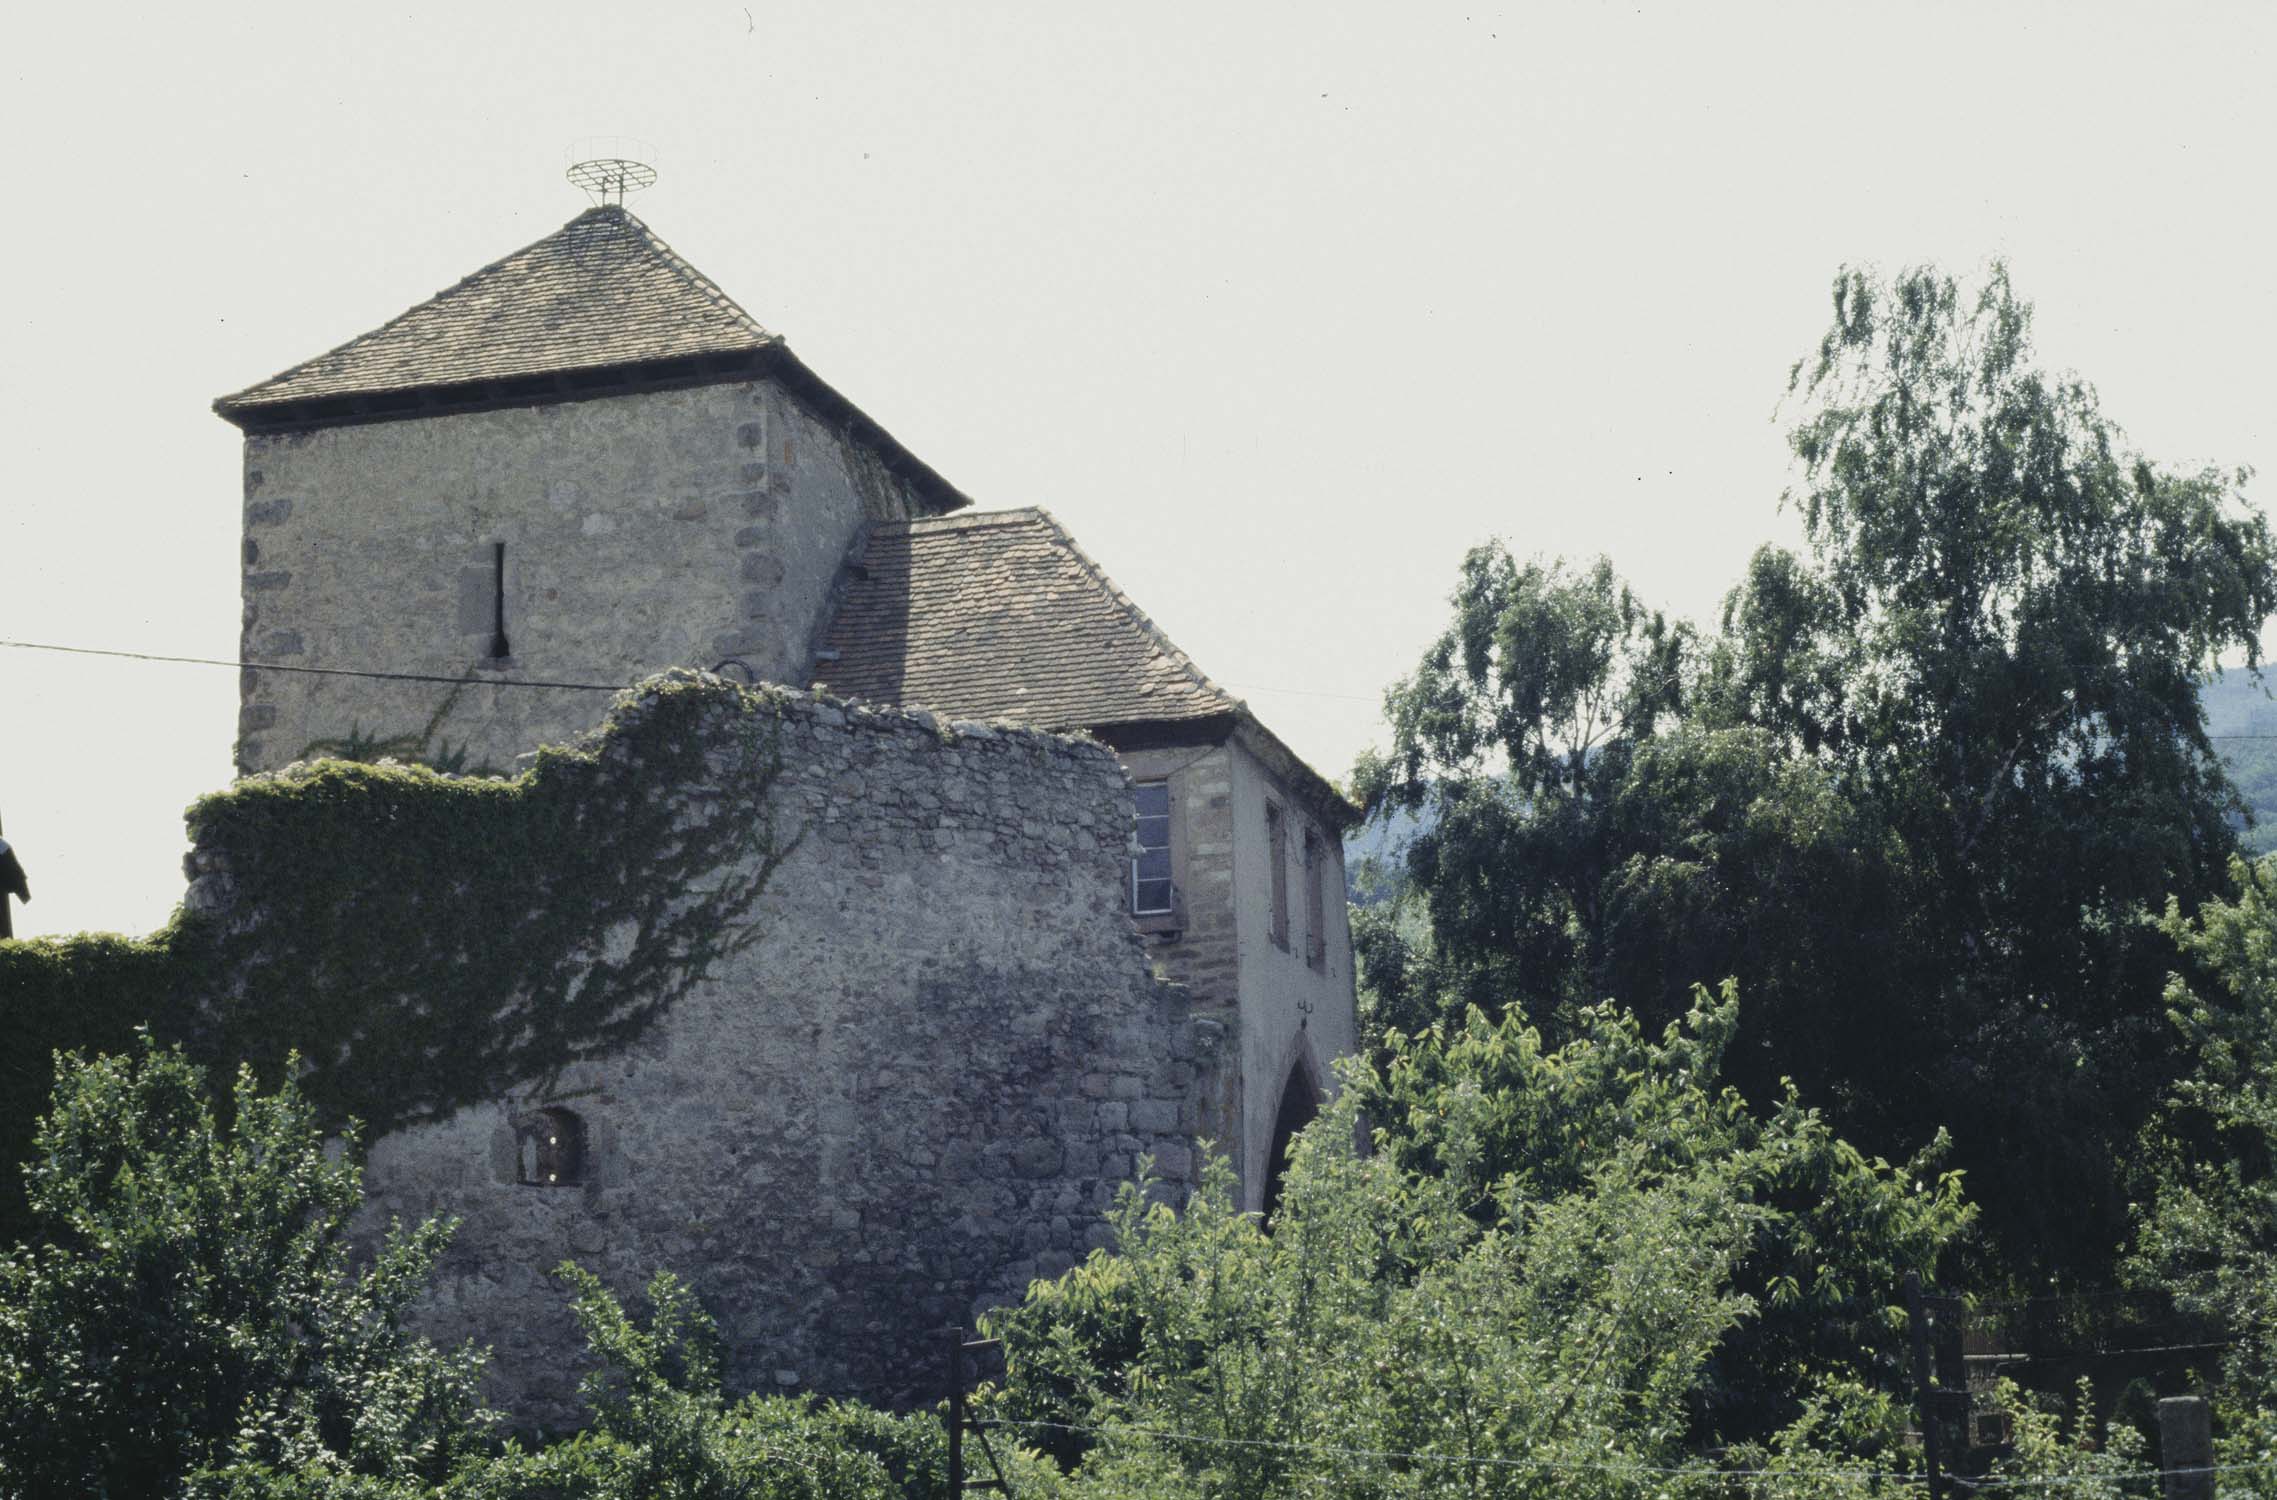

{"left": 186, "top": 679, "right": 1212, "bottom": 1420}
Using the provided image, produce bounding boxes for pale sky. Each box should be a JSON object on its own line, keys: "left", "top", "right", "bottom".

{"left": 2, "top": 2, "right": 2271, "bottom": 939}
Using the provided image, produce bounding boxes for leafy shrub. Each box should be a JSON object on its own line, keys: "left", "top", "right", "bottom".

{"left": 2131, "top": 855, "right": 2277, "bottom": 1433}
{"left": 0, "top": 1040, "right": 492, "bottom": 1500}
{"left": 989, "top": 985, "right": 1973, "bottom": 1496}
{"left": 992, "top": 1069, "right": 1764, "bottom": 1496}
{"left": 1355, "top": 984, "right": 1973, "bottom": 1442}
{"left": 460, "top": 1264, "right": 1062, "bottom": 1500}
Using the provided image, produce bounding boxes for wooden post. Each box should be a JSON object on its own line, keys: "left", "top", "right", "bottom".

{"left": 947, "top": 1326, "right": 965, "bottom": 1496}
{"left": 0, "top": 810, "right": 17, "bottom": 942}
{"left": 2159, "top": 1396, "right": 2213, "bottom": 1500}
{"left": 1905, "top": 1272, "right": 1946, "bottom": 1500}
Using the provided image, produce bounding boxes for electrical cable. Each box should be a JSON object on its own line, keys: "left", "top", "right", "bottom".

{"left": 975, "top": 1416, "right": 2274, "bottom": 1489}
{"left": 0, "top": 638, "right": 630, "bottom": 692}
{"left": 7, "top": 638, "right": 2276, "bottom": 735}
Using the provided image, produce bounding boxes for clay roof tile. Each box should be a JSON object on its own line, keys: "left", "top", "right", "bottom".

{"left": 216, "top": 206, "right": 775, "bottom": 413}
{"left": 814, "top": 508, "right": 1238, "bottom": 732}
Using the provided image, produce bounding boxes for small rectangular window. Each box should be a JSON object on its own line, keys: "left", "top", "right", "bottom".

{"left": 517, "top": 1106, "right": 586, "bottom": 1187}
{"left": 1267, "top": 801, "right": 1289, "bottom": 951}
{"left": 1303, "top": 827, "right": 1327, "bottom": 971}
{"left": 1132, "top": 782, "right": 1173, "bottom": 915}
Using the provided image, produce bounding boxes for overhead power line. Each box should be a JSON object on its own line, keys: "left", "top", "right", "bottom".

{"left": 5, "top": 637, "right": 2277, "bottom": 736}
{"left": 977, "top": 1416, "right": 2273, "bottom": 1490}
{"left": 0, "top": 639, "right": 626, "bottom": 693}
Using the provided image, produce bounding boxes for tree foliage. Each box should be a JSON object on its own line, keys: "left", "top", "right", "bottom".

{"left": 2130, "top": 855, "right": 2277, "bottom": 1437}
{"left": 1353, "top": 986, "right": 1971, "bottom": 1442}
{"left": 445, "top": 1266, "right": 1051, "bottom": 1500}
{"left": 992, "top": 1111, "right": 1756, "bottom": 1497}
{"left": 0, "top": 1040, "right": 492, "bottom": 1500}
{"left": 986, "top": 986, "right": 1970, "bottom": 1495}
{"left": 0, "top": 1039, "right": 1046, "bottom": 1500}
{"left": 0, "top": 1014, "right": 2219, "bottom": 1499}
{"left": 1357, "top": 262, "right": 2277, "bottom": 1279}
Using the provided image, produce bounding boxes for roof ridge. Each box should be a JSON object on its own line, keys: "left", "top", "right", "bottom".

{"left": 882, "top": 506, "right": 1047, "bottom": 534}
{"left": 611, "top": 208, "right": 774, "bottom": 344}
{"left": 1026, "top": 509, "right": 1238, "bottom": 714}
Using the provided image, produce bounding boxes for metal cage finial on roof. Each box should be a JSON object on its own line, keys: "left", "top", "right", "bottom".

{"left": 566, "top": 157, "right": 657, "bottom": 207}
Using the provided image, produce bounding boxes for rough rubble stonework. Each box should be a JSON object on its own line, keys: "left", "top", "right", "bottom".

{"left": 192, "top": 683, "right": 1215, "bottom": 1422}
{"left": 201, "top": 198, "right": 1360, "bottom": 1418}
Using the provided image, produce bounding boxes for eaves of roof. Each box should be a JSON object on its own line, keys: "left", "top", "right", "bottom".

{"left": 217, "top": 342, "right": 971, "bottom": 515}
{"left": 1091, "top": 711, "right": 1358, "bottom": 831}
{"left": 211, "top": 206, "right": 970, "bottom": 514}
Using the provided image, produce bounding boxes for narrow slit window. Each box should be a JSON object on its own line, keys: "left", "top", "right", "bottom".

{"left": 1131, "top": 781, "right": 1172, "bottom": 915}
{"left": 1266, "top": 802, "right": 1289, "bottom": 951}
{"left": 487, "top": 542, "right": 511, "bottom": 659}
{"left": 1303, "top": 827, "right": 1327, "bottom": 971}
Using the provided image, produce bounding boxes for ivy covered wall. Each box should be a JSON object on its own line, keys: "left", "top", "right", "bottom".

{"left": 0, "top": 673, "right": 791, "bottom": 1242}
{"left": 1, "top": 673, "right": 1215, "bottom": 1415}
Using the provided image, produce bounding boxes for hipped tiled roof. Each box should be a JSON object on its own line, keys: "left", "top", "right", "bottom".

{"left": 213, "top": 206, "right": 971, "bottom": 510}
{"left": 814, "top": 509, "right": 1239, "bottom": 732}
{"left": 217, "top": 207, "right": 775, "bottom": 414}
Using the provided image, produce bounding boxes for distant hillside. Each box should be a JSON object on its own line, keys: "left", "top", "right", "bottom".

{"left": 1343, "top": 799, "right": 1427, "bottom": 905}
{"left": 1341, "top": 674, "right": 2277, "bottom": 882}
{"left": 2205, "top": 670, "right": 2277, "bottom": 854}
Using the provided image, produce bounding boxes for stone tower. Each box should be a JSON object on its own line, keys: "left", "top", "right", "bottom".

{"left": 216, "top": 205, "right": 965, "bottom": 776}
{"left": 209, "top": 204, "right": 1347, "bottom": 1402}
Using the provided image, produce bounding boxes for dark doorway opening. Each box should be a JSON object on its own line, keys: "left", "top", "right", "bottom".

{"left": 1260, "top": 1055, "right": 1321, "bottom": 1225}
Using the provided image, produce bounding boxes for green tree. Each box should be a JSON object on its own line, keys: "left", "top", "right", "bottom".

{"left": 993, "top": 1116, "right": 1755, "bottom": 1498}
{"left": 2130, "top": 856, "right": 2277, "bottom": 1433}
{"left": 1355, "top": 553, "right": 1690, "bottom": 1031}
{"left": 0, "top": 1040, "right": 492, "bottom": 1500}
{"left": 1351, "top": 987, "right": 1971, "bottom": 1444}
{"left": 1351, "top": 552, "right": 1900, "bottom": 1116}
{"left": 1358, "top": 263, "right": 2277, "bottom": 1279}
{"left": 988, "top": 988, "right": 1970, "bottom": 1495}
{"left": 1736, "top": 263, "right": 2276, "bottom": 1270}
{"left": 459, "top": 1265, "right": 1062, "bottom": 1500}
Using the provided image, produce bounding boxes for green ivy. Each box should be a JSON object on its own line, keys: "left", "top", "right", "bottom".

{"left": 296, "top": 677, "right": 508, "bottom": 777}
{"left": 0, "top": 673, "right": 798, "bottom": 1244}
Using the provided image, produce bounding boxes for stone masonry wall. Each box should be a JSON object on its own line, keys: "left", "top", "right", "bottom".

{"left": 236, "top": 379, "right": 929, "bottom": 776}
{"left": 1120, "top": 742, "right": 1244, "bottom": 1171}
{"left": 1227, "top": 735, "right": 1358, "bottom": 1209}
{"left": 1120, "top": 743, "right": 1240, "bottom": 1010}
{"left": 324, "top": 686, "right": 1209, "bottom": 1422}
{"left": 1123, "top": 736, "right": 1357, "bottom": 1212}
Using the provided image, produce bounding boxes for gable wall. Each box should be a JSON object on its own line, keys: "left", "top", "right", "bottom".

{"left": 235, "top": 379, "right": 928, "bottom": 775}
{"left": 1115, "top": 737, "right": 1357, "bottom": 1212}
{"left": 1226, "top": 738, "right": 1358, "bottom": 1209}
{"left": 1119, "top": 741, "right": 1244, "bottom": 1172}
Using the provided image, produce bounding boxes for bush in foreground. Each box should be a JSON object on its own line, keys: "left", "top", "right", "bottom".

{"left": 0, "top": 1040, "right": 491, "bottom": 1500}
